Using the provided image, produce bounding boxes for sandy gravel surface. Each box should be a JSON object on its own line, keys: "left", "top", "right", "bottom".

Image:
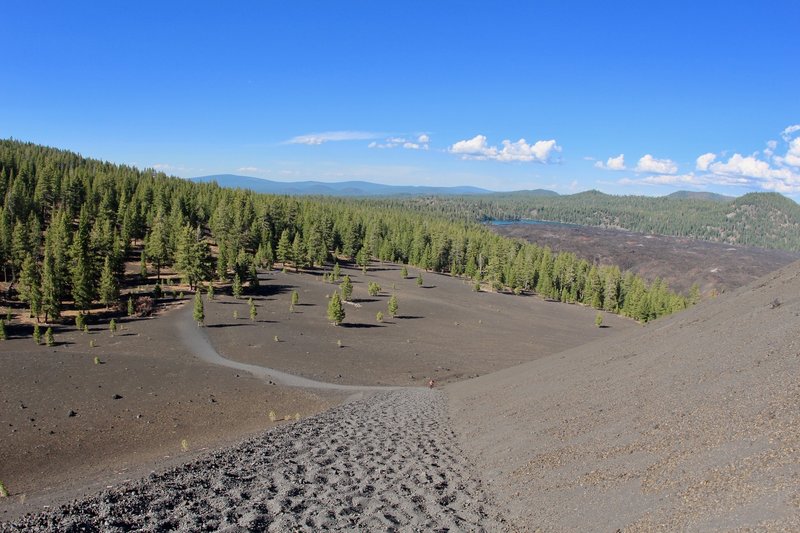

{"left": 3, "top": 389, "right": 503, "bottom": 532}
{"left": 448, "top": 260, "right": 800, "bottom": 531}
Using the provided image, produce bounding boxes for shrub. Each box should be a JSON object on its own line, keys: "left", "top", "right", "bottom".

{"left": 109, "top": 319, "right": 117, "bottom": 335}
{"left": 135, "top": 296, "right": 154, "bottom": 317}
{"left": 595, "top": 311, "right": 604, "bottom": 328}
{"left": 376, "top": 311, "right": 383, "bottom": 323}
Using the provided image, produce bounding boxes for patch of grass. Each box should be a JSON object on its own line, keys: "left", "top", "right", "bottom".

{"left": 93, "top": 356, "right": 100, "bottom": 365}
{"left": 0, "top": 479, "right": 8, "bottom": 497}
{"left": 181, "top": 439, "right": 189, "bottom": 452}
{"left": 268, "top": 410, "right": 277, "bottom": 422}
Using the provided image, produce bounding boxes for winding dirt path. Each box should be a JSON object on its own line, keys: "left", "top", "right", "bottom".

{"left": 177, "top": 303, "right": 400, "bottom": 393}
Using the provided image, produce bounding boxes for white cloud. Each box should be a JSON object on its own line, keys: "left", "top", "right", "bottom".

{"left": 449, "top": 134, "right": 561, "bottom": 163}
{"left": 286, "top": 131, "right": 381, "bottom": 145}
{"left": 237, "top": 166, "right": 260, "bottom": 173}
{"left": 619, "top": 173, "right": 707, "bottom": 187}
{"left": 369, "top": 134, "right": 430, "bottom": 150}
{"left": 782, "top": 138, "right": 800, "bottom": 167}
{"left": 595, "top": 154, "right": 626, "bottom": 171}
{"left": 781, "top": 124, "right": 800, "bottom": 141}
{"left": 696, "top": 153, "right": 717, "bottom": 171}
{"left": 635, "top": 154, "right": 678, "bottom": 174}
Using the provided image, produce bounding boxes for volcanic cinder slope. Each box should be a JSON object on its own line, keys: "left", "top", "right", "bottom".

{"left": 447, "top": 259, "right": 800, "bottom": 530}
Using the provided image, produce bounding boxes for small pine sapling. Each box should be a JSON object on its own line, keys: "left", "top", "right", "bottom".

{"left": 0, "top": 320, "right": 6, "bottom": 341}
{"left": 127, "top": 297, "right": 134, "bottom": 316}
{"left": 595, "top": 311, "right": 604, "bottom": 328}
{"left": 45, "top": 327, "right": 55, "bottom": 346}
{"left": 109, "top": 318, "right": 117, "bottom": 335}
{"left": 416, "top": 273, "right": 424, "bottom": 286}
{"left": 401, "top": 265, "right": 408, "bottom": 278}
{"left": 376, "top": 311, "right": 384, "bottom": 323}
{"left": 249, "top": 301, "right": 257, "bottom": 321}
{"left": 368, "top": 282, "right": 381, "bottom": 296}
{"left": 388, "top": 294, "right": 398, "bottom": 317}
{"left": 33, "top": 323, "right": 41, "bottom": 345}
{"left": 193, "top": 291, "right": 205, "bottom": 326}
{"left": 207, "top": 284, "right": 215, "bottom": 300}
{"left": 340, "top": 275, "right": 353, "bottom": 301}
{"left": 327, "top": 291, "right": 345, "bottom": 325}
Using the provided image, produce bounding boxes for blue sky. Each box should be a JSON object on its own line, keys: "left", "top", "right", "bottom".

{"left": 2, "top": 1, "right": 799, "bottom": 196}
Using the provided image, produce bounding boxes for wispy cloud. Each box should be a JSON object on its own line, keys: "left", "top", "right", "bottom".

{"left": 285, "top": 131, "right": 382, "bottom": 145}
{"left": 449, "top": 134, "right": 561, "bottom": 163}
{"left": 368, "top": 133, "right": 431, "bottom": 150}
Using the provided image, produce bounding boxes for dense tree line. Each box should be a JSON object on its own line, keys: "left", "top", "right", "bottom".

{"left": 372, "top": 190, "right": 800, "bottom": 252}
{"left": 0, "top": 139, "right": 688, "bottom": 324}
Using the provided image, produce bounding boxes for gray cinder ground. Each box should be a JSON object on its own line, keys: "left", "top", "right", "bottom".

{"left": 3, "top": 389, "right": 503, "bottom": 532}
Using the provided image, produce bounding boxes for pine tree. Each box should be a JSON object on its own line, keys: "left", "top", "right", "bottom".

{"left": 232, "top": 273, "right": 243, "bottom": 298}
{"left": 0, "top": 320, "right": 6, "bottom": 340}
{"left": 276, "top": 229, "right": 292, "bottom": 267}
{"left": 340, "top": 275, "right": 353, "bottom": 301}
{"left": 45, "top": 327, "right": 54, "bottom": 346}
{"left": 292, "top": 232, "right": 304, "bottom": 272}
{"left": 175, "top": 224, "right": 209, "bottom": 291}
{"left": 193, "top": 291, "right": 204, "bottom": 326}
{"left": 99, "top": 255, "right": 120, "bottom": 308}
{"left": 401, "top": 265, "right": 408, "bottom": 278}
{"left": 69, "top": 209, "right": 94, "bottom": 312}
{"left": 127, "top": 297, "right": 134, "bottom": 316}
{"left": 33, "top": 323, "right": 41, "bottom": 345}
{"left": 327, "top": 291, "right": 345, "bottom": 325}
{"left": 249, "top": 300, "right": 257, "bottom": 321}
{"left": 595, "top": 311, "right": 604, "bottom": 328}
{"left": 416, "top": 272, "right": 424, "bottom": 286}
{"left": 207, "top": 283, "right": 215, "bottom": 300}
{"left": 41, "top": 246, "right": 61, "bottom": 321}
{"left": 291, "top": 289, "right": 299, "bottom": 307}
{"left": 333, "top": 262, "right": 341, "bottom": 281}
{"left": 388, "top": 294, "right": 398, "bottom": 317}
{"left": 109, "top": 318, "right": 117, "bottom": 335}
{"left": 19, "top": 253, "right": 42, "bottom": 320}
{"left": 145, "top": 212, "right": 171, "bottom": 283}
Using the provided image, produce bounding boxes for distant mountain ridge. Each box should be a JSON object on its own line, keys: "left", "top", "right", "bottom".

{"left": 190, "top": 174, "right": 496, "bottom": 196}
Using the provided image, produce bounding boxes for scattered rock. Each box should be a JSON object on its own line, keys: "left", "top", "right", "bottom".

{"left": 112, "top": 394, "right": 123, "bottom": 400}
{"left": 67, "top": 410, "right": 77, "bottom": 417}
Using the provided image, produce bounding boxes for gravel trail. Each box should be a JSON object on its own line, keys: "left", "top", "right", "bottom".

{"left": 3, "top": 389, "right": 503, "bottom": 532}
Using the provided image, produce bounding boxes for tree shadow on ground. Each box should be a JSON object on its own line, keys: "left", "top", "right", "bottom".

{"left": 340, "top": 323, "right": 385, "bottom": 329}
{"left": 205, "top": 323, "right": 254, "bottom": 329}
{"left": 351, "top": 298, "right": 379, "bottom": 304}
{"left": 398, "top": 315, "right": 423, "bottom": 320}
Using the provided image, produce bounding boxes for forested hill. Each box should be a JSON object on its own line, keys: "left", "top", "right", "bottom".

{"left": 0, "top": 139, "right": 688, "bottom": 325}
{"left": 382, "top": 190, "right": 800, "bottom": 252}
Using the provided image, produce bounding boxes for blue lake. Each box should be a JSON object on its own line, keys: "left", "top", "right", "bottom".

{"left": 488, "top": 219, "right": 581, "bottom": 228}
